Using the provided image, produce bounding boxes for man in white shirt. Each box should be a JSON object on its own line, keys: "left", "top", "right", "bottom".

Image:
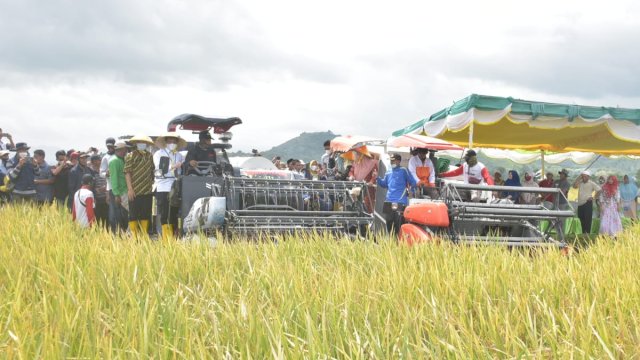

{"left": 320, "top": 140, "right": 332, "bottom": 168}
{"left": 408, "top": 148, "right": 436, "bottom": 189}
{"left": 72, "top": 174, "right": 96, "bottom": 228}
{"left": 100, "top": 137, "right": 117, "bottom": 231}
{"left": 153, "top": 133, "right": 185, "bottom": 240}
{"left": 573, "top": 170, "right": 601, "bottom": 234}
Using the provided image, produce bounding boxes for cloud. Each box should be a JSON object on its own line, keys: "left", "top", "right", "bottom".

{"left": 2, "top": 0, "right": 640, "bottom": 162}
{"left": 0, "top": 0, "right": 346, "bottom": 87}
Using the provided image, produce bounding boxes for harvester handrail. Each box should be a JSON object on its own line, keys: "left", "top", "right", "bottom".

{"left": 447, "top": 183, "right": 563, "bottom": 194}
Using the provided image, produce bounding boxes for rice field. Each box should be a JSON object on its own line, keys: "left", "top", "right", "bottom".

{"left": 1, "top": 204, "right": 640, "bottom": 358}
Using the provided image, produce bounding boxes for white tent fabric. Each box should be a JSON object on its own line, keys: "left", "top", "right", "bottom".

{"left": 436, "top": 148, "right": 597, "bottom": 165}
{"left": 479, "top": 149, "right": 597, "bottom": 165}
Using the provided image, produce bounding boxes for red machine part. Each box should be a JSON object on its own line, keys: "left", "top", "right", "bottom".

{"left": 402, "top": 202, "right": 450, "bottom": 227}
{"left": 399, "top": 223, "right": 435, "bottom": 246}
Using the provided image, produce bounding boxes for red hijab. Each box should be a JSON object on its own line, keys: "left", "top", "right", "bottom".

{"left": 602, "top": 175, "right": 619, "bottom": 198}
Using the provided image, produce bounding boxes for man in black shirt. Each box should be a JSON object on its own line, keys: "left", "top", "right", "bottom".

{"left": 184, "top": 131, "right": 217, "bottom": 175}
{"left": 52, "top": 150, "right": 72, "bottom": 207}
{"left": 68, "top": 152, "right": 92, "bottom": 209}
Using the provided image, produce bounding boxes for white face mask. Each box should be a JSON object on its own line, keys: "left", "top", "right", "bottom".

{"left": 167, "top": 143, "right": 178, "bottom": 151}
{"left": 390, "top": 163, "right": 398, "bottom": 169}
{"left": 325, "top": 150, "right": 331, "bottom": 155}
{"left": 311, "top": 165, "right": 318, "bottom": 171}
{"left": 136, "top": 143, "right": 147, "bottom": 151}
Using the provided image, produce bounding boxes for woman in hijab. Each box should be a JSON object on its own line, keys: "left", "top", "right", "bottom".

{"left": 619, "top": 174, "right": 638, "bottom": 220}
{"left": 520, "top": 170, "right": 539, "bottom": 205}
{"left": 502, "top": 170, "right": 522, "bottom": 203}
{"left": 599, "top": 175, "right": 623, "bottom": 236}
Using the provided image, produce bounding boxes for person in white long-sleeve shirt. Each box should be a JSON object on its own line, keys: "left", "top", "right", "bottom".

{"left": 153, "top": 132, "right": 185, "bottom": 240}
{"left": 407, "top": 148, "right": 436, "bottom": 188}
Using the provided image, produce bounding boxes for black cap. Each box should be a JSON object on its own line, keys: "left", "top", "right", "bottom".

{"left": 105, "top": 137, "right": 116, "bottom": 146}
{"left": 199, "top": 131, "right": 212, "bottom": 140}
{"left": 15, "top": 142, "right": 30, "bottom": 150}
{"left": 90, "top": 154, "right": 101, "bottom": 161}
{"left": 81, "top": 174, "right": 94, "bottom": 185}
{"left": 390, "top": 153, "right": 402, "bottom": 161}
{"left": 465, "top": 149, "right": 477, "bottom": 157}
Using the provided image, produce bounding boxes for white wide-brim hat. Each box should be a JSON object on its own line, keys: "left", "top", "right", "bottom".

{"left": 156, "top": 132, "right": 187, "bottom": 150}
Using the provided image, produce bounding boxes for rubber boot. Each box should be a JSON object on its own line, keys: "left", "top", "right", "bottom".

{"left": 139, "top": 220, "right": 150, "bottom": 237}
{"left": 128, "top": 221, "right": 139, "bottom": 236}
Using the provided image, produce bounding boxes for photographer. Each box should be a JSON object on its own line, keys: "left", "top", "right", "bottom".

{"left": 6, "top": 142, "right": 40, "bottom": 203}
{"left": 52, "top": 150, "right": 73, "bottom": 206}
{"left": 0, "top": 128, "right": 15, "bottom": 151}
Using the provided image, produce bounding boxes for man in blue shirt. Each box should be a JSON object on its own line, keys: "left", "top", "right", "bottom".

{"left": 33, "top": 149, "right": 54, "bottom": 205}
{"left": 375, "top": 153, "right": 417, "bottom": 233}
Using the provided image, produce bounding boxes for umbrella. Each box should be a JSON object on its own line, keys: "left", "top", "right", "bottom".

{"left": 330, "top": 135, "right": 378, "bottom": 153}
{"left": 387, "top": 133, "right": 464, "bottom": 151}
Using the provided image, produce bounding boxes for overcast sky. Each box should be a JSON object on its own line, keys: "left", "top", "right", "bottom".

{"left": 1, "top": 0, "right": 639, "bottom": 159}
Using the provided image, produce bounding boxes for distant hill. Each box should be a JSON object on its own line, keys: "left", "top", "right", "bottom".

{"left": 229, "top": 131, "right": 339, "bottom": 163}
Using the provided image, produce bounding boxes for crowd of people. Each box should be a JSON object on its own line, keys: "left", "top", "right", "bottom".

{"left": 0, "top": 127, "right": 217, "bottom": 239}
{"left": 1, "top": 128, "right": 635, "bottom": 239}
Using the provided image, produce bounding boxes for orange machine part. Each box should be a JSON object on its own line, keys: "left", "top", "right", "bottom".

{"left": 403, "top": 202, "right": 450, "bottom": 227}
{"left": 399, "top": 223, "right": 434, "bottom": 246}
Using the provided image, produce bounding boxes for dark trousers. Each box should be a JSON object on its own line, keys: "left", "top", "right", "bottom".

{"left": 13, "top": 193, "right": 36, "bottom": 204}
{"left": 95, "top": 201, "right": 109, "bottom": 227}
{"left": 383, "top": 202, "right": 405, "bottom": 235}
{"left": 155, "top": 192, "right": 178, "bottom": 228}
{"left": 113, "top": 198, "right": 129, "bottom": 233}
{"left": 54, "top": 195, "right": 68, "bottom": 208}
{"left": 107, "top": 191, "right": 120, "bottom": 232}
{"left": 129, "top": 193, "right": 153, "bottom": 222}
{"left": 578, "top": 200, "right": 593, "bottom": 234}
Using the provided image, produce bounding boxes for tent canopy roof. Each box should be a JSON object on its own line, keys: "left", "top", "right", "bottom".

{"left": 393, "top": 94, "right": 640, "bottom": 155}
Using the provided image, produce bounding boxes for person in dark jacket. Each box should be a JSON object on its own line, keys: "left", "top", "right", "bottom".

{"left": 6, "top": 142, "right": 40, "bottom": 203}
{"left": 51, "top": 150, "right": 72, "bottom": 207}
{"left": 68, "top": 152, "right": 92, "bottom": 209}
{"left": 184, "top": 131, "right": 217, "bottom": 175}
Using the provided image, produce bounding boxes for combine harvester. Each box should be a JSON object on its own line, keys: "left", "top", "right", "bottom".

{"left": 168, "top": 114, "right": 373, "bottom": 239}
{"left": 373, "top": 133, "right": 574, "bottom": 251}
{"left": 399, "top": 182, "right": 574, "bottom": 249}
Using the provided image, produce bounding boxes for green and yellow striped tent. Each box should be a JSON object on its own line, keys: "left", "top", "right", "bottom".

{"left": 392, "top": 94, "right": 640, "bottom": 155}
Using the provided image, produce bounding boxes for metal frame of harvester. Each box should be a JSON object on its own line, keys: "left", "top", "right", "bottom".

{"left": 169, "top": 114, "right": 373, "bottom": 239}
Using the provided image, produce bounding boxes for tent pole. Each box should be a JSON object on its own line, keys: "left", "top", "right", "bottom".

{"left": 540, "top": 150, "right": 545, "bottom": 176}
{"left": 468, "top": 121, "right": 474, "bottom": 149}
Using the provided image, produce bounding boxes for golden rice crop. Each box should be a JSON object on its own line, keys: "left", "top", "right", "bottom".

{"left": 1, "top": 204, "right": 640, "bottom": 358}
